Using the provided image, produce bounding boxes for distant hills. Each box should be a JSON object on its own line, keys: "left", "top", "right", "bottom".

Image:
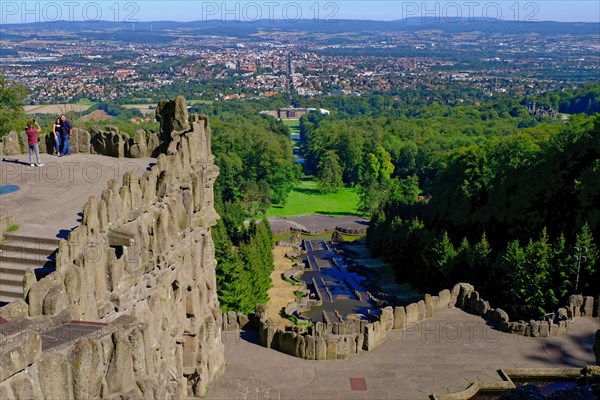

{"left": 1, "top": 19, "right": 598, "bottom": 42}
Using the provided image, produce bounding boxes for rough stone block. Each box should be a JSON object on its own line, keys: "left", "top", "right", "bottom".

{"left": 557, "top": 320, "right": 567, "bottom": 335}
{"left": 405, "top": 303, "right": 419, "bottom": 325}
{"left": 381, "top": 306, "right": 394, "bottom": 331}
{"left": 315, "top": 337, "right": 326, "bottom": 361}
{"left": 417, "top": 300, "right": 426, "bottom": 321}
{"left": 305, "top": 335, "right": 316, "bottom": 360}
{"left": 393, "top": 306, "right": 406, "bottom": 330}
{"left": 475, "top": 299, "right": 489, "bottom": 317}
{"left": 582, "top": 296, "right": 594, "bottom": 317}
{"left": 69, "top": 338, "right": 104, "bottom": 400}
{"left": 539, "top": 321, "right": 550, "bottom": 337}
{"left": 557, "top": 308, "right": 568, "bottom": 321}
{"left": 296, "top": 335, "right": 305, "bottom": 359}
{"left": 568, "top": 294, "right": 584, "bottom": 317}
{"left": 0, "top": 331, "right": 42, "bottom": 381}
{"left": 326, "top": 339, "right": 337, "bottom": 360}
{"left": 424, "top": 294, "right": 434, "bottom": 318}
{"left": 38, "top": 353, "right": 73, "bottom": 400}
{"left": 438, "top": 289, "right": 451, "bottom": 309}
{"left": 449, "top": 284, "right": 461, "bottom": 308}
{"left": 549, "top": 322, "right": 559, "bottom": 336}
{"left": 0, "top": 300, "right": 29, "bottom": 321}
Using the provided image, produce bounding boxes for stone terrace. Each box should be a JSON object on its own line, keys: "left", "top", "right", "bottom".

{"left": 208, "top": 308, "right": 600, "bottom": 400}
{"left": 0, "top": 154, "right": 154, "bottom": 238}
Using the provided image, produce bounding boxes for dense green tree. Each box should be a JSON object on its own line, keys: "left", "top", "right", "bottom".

{"left": 0, "top": 74, "right": 27, "bottom": 136}
{"left": 317, "top": 150, "right": 344, "bottom": 193}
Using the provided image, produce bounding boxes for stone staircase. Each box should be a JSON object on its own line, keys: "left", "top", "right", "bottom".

{"left": 0, "top": 233, "right": 59, "bottom": 304}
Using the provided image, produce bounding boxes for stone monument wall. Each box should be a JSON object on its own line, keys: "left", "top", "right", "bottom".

{"left": 223, "top": 283, "right": 599, "bottom": 361}
{"left": 0, "top": 97, "right": 224, "bottom": 398}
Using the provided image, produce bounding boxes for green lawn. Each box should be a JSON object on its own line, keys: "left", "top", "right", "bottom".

{"left": 282, "top": 119, "right": 300, "bottom": 133}
{"left": 268, "top": 178, "right": 361, "bottom": 217}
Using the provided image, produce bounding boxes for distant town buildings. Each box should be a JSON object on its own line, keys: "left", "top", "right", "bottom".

{"left": 1, "top": 27, "right": 597, "bottom": 104}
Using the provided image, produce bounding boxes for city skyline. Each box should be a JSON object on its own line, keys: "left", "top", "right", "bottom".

{"left": 1, "top": 1, "right": 599, "bottom": 24}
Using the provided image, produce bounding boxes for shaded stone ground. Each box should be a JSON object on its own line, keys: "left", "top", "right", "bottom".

{"left": 208, "top": 309, "right": 600, "bottom": 400}
{"left": 0, "top": 154, "right": 154, "bottom": 238}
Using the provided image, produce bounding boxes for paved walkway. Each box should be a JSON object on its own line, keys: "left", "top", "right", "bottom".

{"left": 0, "top": 154, "right": 154, "bottom": 239}
{"left": 207, "top": 309, "right": 600, "bottom": 400}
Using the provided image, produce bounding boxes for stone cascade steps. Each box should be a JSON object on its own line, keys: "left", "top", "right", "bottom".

{"left": 0, "top": 232, "right": 60, "bottom": 304}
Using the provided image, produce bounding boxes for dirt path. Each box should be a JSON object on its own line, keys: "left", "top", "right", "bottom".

{"left": 266, "top": 245, "right": 297, "bottom": 328}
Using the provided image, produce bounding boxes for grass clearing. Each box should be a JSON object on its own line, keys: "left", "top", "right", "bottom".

{"left": 282, "top": 119, "right": 300, "bottom": 133}
{"left": 268, "top": 178, "right": 361, "bottom": 218}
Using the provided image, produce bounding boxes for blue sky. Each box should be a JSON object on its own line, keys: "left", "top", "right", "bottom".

{"left": 2, "top": 1, "right": 599, "bottom": 24}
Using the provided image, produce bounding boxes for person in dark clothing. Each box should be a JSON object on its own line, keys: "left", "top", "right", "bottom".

{"left": 59, "top": 114, "right": 72, "bottom": 156}
{"left": 52, "top": 117, "right": 62, "bottom": 156}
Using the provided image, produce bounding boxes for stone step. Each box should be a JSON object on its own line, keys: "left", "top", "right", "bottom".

{"left": 2, "top": 233, "right": 61, "bottom": 247}
{"left": 0, "top": 230, "right": 59, "bottom": 306}
{"left": 0, "top": 253, "right": 54, "bottom": 265}
{"left": 0, "top": 283, "right": 23, "bottom": 304}
{"left": 0, "top": 241, "right": 58, "bottom": 257}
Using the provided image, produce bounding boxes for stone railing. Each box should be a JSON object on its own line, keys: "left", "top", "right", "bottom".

{"left": 222, "top": 283, "right": 600, "bottom": 361}
{"left": 0, "top": 126, "right": 159, "bottom": 159}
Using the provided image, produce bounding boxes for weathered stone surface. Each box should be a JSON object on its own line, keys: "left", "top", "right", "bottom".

{"left": 42, "top": 285, "right": 69, "bottom": 316}
{"left": 393, "top": 306, "right": 406, "bottom": 330}
{"left": 0, "top": 368, "right": 43, "bottom": 400}
{"left": 0, "top": 299, "right": 29, "bottom": 321}
{"left": 538, "top": 321, "right": 550, "bottom": 337}
{"left": 528, "top": 320, "right": 540, "bottom": 337}
{"left": 549, "top": 322, "right": 559, "bottom": 336}
{"left": 582, "top": 296, "right": 594, "bottom": 317}
{"left": 417, "top": 300, "right": 426, "bottom": 321}
{"left": 449, "top": 284, "right": 461, "bottom": 308}
{"left": 38, "top": 353, "right": 73, "bottom": 400}
{"left": 405, "top": 303, "right": 419, "bottom": 325}
{"left": 315, "top": 337, "right": 326, "bottom": 361}
{"left": 475, "top": 299, "right": 489, "bottom": 317}
{"left": 510, "top": 321, "right": 527, "bottom": 335}
{"left": 305, "top": 335, "right": 316, "bottom": 360}
{"left": 326, "top": 338, "right": 337, "bottom": 360}
{"left": 568, "top": 294, "right": 584, "bottom": 318}
{"left": 381, "top": 306, "right": 394, "bottom": 331}
{"left": 438, "top": 289, "right": 451, "bottom": 309}
{"left": 0, "top": 331, "right": 41, "bottom": 381}
{"left": 424, "top": 294, "right": 434, "bottom": 318}
{"left": 557, "top": 307, "right": 569, "bottom": 321}
{"left": 69, "top": 338, "right": 105, "bottom": 400}
{"left": 156, "top": 96, "right": 190, "bottom": 152}
{"left": 490, "top": 308, "right": 510, "bottom": 325}
{"left": 0, "top": 131, "right": 22, "bottom": 155}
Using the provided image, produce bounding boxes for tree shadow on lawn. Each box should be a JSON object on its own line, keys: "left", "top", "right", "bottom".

{"left": 293, "top": 186, "right": 321, "bottom": 195}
